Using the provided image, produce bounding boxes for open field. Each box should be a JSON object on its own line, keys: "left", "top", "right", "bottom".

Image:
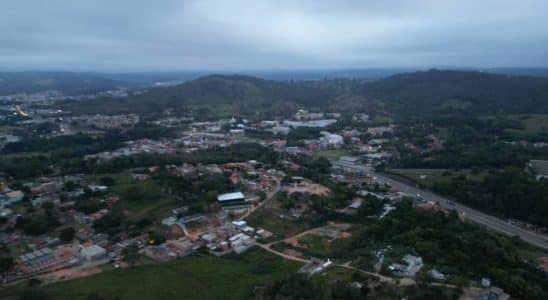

{"left": 482, "top": 114, "right": 548, "bottom": 139}
{"left": 371, "top": 115, "right": 393, "bottom": 126}
{"left": 105, "top": 175, "right": 178, "bottom": 222}
{"left": 505, "top": 114, "right": 548, "bottom": 138}
{"left": 246, "top": 206, "right": 314, "bottom": 238}
{"left": 0, "top": 249, "right": 301, "bottom": 300}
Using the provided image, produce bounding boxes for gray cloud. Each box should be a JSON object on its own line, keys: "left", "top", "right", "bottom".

{"left": 1, "top": 0, "right": 547, "bottom": 71}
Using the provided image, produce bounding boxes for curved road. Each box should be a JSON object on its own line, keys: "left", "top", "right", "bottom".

{"left": 374, "top": 172, "right": 548, "bottom": 250}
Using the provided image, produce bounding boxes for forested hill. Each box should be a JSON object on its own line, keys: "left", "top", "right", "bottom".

{"left": 60, "top": 74, "right": 358, "bottom": 115}
{"left": 362, "top": 69, "right": 548, "bottom": 115}
{"left": 59, "top": 70, "right": 548, "bottom": 116}
{"left": 149, "top": 74, "right": 351, "bottom": 106}
{"left": 0, "top": 71, "right": 124, "bottom": 96}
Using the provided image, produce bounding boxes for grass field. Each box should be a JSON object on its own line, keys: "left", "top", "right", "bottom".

{"left": 298, "top": 235, "right": 335, "bottom": 257}
{"left": 0, "top": 249, "right": 301, "bottom": 300}
{"left": 322, "top": 266, "right": 359, "bottom": 282}
{"left": 371, "top": 115, "right": 393, "bottom": 126}
{"left": 245, "top": 205, "right": 313, "bottom": 238}
{"left": 505, "top": 114, "right": 548, "bottom": 138}
{"left": 105, "top": 174, "right": 178, "bottom": 222}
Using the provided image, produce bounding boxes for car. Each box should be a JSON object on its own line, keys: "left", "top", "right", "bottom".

{"left": 448, "top": 201, "right": 455, "bottom": 206}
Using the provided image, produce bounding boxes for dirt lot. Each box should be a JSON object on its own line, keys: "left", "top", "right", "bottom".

{"left": 284, "top": 181, "right": 330, "bottom": 196}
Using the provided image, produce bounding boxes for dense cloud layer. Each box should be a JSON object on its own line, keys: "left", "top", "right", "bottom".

{"left": 1, "top": 0, "right": 547, "bottom": 71}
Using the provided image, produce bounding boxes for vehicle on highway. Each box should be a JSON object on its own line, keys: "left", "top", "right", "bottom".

{"left": 448, "top": 201, "right": 455, "bottom": 206}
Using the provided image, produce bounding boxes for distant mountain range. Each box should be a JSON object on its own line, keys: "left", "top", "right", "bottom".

{"left": 0, "top": 71, "right": 124, "bottom": 96}
{"left": 2, "top": 67, "right": 548, "bottom": 97}
{"left": 484, "top": 68, "right": 548, "bottom": 78}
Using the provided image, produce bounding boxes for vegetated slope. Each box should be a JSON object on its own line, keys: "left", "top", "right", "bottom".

{"left": 60, "top": 69, "right": 548, "bottom": 116}
{"left": 0, "top": 71, "right": 124, "bottom": 95}
{"left": 362, "top": 69, "right": 548, "bottom": 116}
{"left": 60, "top": 74, "right": 354, "bottom": 115}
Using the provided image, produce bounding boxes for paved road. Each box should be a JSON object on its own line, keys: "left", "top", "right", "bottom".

{"left": 373, "top": 172, "right": 548, "bottom": 250}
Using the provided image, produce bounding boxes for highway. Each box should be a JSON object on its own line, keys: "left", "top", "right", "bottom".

{"left": 373, "top": 172, "right": 548, "bottom": 250}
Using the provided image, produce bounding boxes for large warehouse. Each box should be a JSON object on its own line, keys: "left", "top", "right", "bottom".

{"left": 217, "top": 192, "right": 247, "bottom": 206}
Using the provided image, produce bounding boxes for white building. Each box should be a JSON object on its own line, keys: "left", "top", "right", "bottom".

{"left": 217, "top": 192, "right": 246, "bottom": 206}
{"left": 80, "top": 244, "right": 107, "bottom": 261}
{"left": 320, "top": 131, "right": 344, "bottom": 146}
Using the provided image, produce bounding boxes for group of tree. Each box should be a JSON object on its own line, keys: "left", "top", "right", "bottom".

{"left": 322, "top": 202, "right": 548, "bottom": 300}
{"left": 431, "top": 167, "right": 548, "bottom": 227}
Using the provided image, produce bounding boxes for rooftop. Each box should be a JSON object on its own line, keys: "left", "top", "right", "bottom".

{"left": 217, "top": 192, "right": 245, "bottom": 202}
{"left": 81, "top": 244, "right": 107, "bottom": 257}
{"left": 530, "top": 160, "right": 548, "bottom": 175}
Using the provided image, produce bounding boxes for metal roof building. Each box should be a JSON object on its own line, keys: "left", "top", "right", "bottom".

{"left": 18, "top": 248, "right": 55, "bottom": 266}
{"left": 217, "top": 192, "right": 245, "bottom": 204}
{"left": 80, "top": 244, "right": 107, "bottom": 261}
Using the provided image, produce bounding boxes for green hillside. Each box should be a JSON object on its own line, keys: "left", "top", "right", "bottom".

{"left": 58, "top": 70, "right": 548, "bottom": 117}
{"left": 59, "top": 74, "right": 353, "bottom": 115}
{"left": 362, "top": 69, "right": 548, "bottom": 116}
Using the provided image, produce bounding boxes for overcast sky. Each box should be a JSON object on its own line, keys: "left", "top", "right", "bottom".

{"left": 1, "top": 0, "right": 548, "bottom": 72}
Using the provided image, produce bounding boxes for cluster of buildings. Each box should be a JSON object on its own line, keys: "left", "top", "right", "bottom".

{"left": 84, "top": 139, "right": 178, "bottom": 161}
{"left": 0, "top": 186, "right": 24, "bottom": 208}
{"left": 198, "top": 220, "right": 259, "bottom": 256}
{"left": 180, "top": 133, "right": 230, "bottom": 149}
{"left": 69, "top": 114, "right": 140, "bottom": 130}
{"left": 0, "top": 88, "right": 139, "bottom": 104}
{"left": 155, "top": 214, "right": 265, "bottom": 261}
{"left": 528, "top": 159, "right": 548, "bottom": 180}
{"left": 0, "top": 134, "right": 21, "bottom": 149}
{"left": 388, "top": 254, "right": 424, "bottom": 277}
{"left": 7, "top": 241, "right": 108, "bottom": 282}
{"left": 1, "top": 95, "right": 538, "bottom": 300}
{"left": 144, "top": 238, "right": 197, "bottom": 262}
{"left": 0, "top": 108, "right": 329, "bottom": 284}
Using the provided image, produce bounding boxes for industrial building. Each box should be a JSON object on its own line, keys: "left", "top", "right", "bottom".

{"left": 80, "top": 244, "right": 107, "bottom": 261}
{"left": 217, "top": 192, "right": 247, "bottom": 206}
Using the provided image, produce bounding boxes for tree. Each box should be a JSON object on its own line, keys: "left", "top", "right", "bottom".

{"left": 63, "top": 181, "right": 79, "bottom": 191}
{"left": 99, "top": 177, "right": 115, "bottom": 187}
{"left": 85, "top": 293, "right": 104, "bottom": 300}
{"left": 148, "top": 231, "right": 166, "bottom": 245}
{"left": 122, "top": 244, "right": 139, "bottom": 266}
{"left": 59, "top": 227, "right": 76, "bottom": 242}
{"left": 0, "top": 257, "right": 14, "bottom": 277}
{"left": 19, "top": 288, "right": 49, "bottom": 300}
{"left": 28, "top": 278, "right": 42, "bottom": 287}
